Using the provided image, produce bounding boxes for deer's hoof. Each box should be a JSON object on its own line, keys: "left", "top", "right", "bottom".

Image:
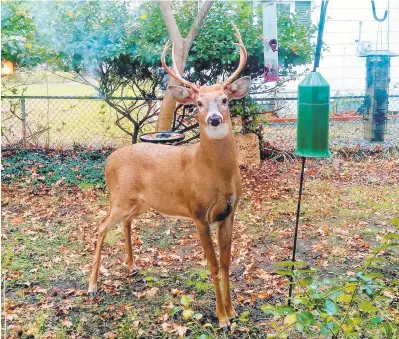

{"left": 219, "top": 324, "right": 231, "bottom": 334}
{"left": 88, "top": 291, "right": 97, "bottom": 297}
{"left": 129, "top": 268, "right": 140, "bottom": 277}
{"left": 218, "top": 318, "right": 230, "bottom": 329}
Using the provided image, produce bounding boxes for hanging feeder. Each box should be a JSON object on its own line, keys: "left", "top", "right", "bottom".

{"left": 262, "top": 0, "right": 279, "bottom": 83}
{"left": 296, "top": 71, "right": 331, "bottom": 157}
{"left": 1, "top": 60, "right": 14, "bottom": 76}
{"left": 359, "top": 1, "right": 398, "bottom": 142}
{"left": 288, "top": 0, "right": 330, "bottom": 307}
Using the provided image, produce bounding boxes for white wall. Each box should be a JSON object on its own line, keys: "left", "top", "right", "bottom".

{"left": 281, "top": 0, "right": 399, "bottom": 95}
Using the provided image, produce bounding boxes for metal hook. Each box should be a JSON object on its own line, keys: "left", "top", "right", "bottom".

{"left": 371, "top": 0, "right": 388, "bottom": 22}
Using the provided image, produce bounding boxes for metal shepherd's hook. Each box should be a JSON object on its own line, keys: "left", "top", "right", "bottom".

{"left": 371, "top": 0, "right": 388, "bottom": 22}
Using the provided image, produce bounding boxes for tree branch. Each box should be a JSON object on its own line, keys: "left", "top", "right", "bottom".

{"left": 159, "top": 0, "right": 182, "bottom": 43}
{"left": 186, "top": 0, "right": 214, "bottom": 46}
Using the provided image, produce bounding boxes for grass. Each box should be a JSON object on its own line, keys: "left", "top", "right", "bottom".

{"left": 2, "top": 78, "right": 158, "bottom": 149}
{"left": 5, "top": 83, "right": 98, "bottom": 97}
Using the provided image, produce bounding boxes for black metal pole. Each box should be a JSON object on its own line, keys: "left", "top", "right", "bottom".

{"left": 313, "top": 0, "right": 329, "bottom": 72}
{"left": 288, "top": 156, "right": 306, "bottom": 306}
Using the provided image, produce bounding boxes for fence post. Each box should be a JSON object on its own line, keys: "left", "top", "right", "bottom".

{"left": 21, "top": 97, "right": 27, "bottom": 148}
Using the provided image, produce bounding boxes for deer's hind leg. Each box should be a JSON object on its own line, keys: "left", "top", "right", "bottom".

{"left": 88, "top": 207, "right": 124, "bottom": 296}
{"left": 123, "top": 202, "right": 149, "bottom": 274}
{"left": 88, "top": 199, "right": 148, "bottom": 296}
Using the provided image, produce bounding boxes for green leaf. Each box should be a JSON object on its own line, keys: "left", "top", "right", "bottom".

{"left": 372, "top": 243, "right": 399, "bottom": 252}
{"left": 198, "top": 335, "right": 209, "bottom": 339}
{"left": 369, "top": 316, "right": 384, "bottom": 326}
{"left": 344, "top": 282, "right": 358, "bottom": 293}
{"left": 295, "top": 269, "right": 316, "bottom": 274}
{"left": 183, "top": 309, "right": 194, "bottom": 320}
{"left": 275, "top": 261, "right": 307, "bottom": 267}
{"left": 325, "top": 286, "right": 344, "bottom": 300}
{"left": 383, "top": 233, "right": 399, "bottom": 240}
{"left": 320, "top": 322, "right": 334, "bottom": 336}
{"left": 238, "top": 310, "right": 249, "bottom": 322}
{"left": 337, "top": 294, "right": 353, "bottom": 304}
{"left": 284, "top": 314, "right": 296, "bottom": 325}
{"left": 365, "top": 257, "right": 387, "bottom": 265}
{"left": 359, "top": 301, "right": 377, "bottom": 313}
{"left": 363, "top": 273, "right": 384, "bottom": 279}
{"left": 274, "top": 269, "right": 294, "bottom": 276}
{"left": 383, "top": 321, "right": 393, "bottom": 339}
{"left": 296, "top": 311, "right": 315, "bottom": 326}
{"left": 192, "top": 313, "right": 203, "bottom": 320}
{"left": 324, "top": 299, "right": 338, "bottom": 315}
{"left": 320, "top": 321, "right": 340, "bottom": 335}
{"left": 169, "top": 306, "right": 181, "bottom": 316}
{"left": 261, "top": 304, "right": 294, "bottom": 316}
{"left": 389, "top": 217, "right": 399, "bottom": 228}
{"left": 180, "top": 295, "right": 191, "bottom": 307}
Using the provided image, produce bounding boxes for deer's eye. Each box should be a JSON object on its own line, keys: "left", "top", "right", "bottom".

{"left": 222, "top": 98, "right": 228, "bottom": 105}
{"left": 197, "top": 101, "right": 203, "bottom": 108}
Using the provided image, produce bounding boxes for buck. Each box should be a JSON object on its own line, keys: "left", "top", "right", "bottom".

{"left": 88, "top": 27, "right": 250, "bottom": 328}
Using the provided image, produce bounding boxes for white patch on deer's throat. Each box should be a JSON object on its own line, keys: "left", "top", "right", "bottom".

{"left": 204, "top": 123, "right": 229, "bottom": 139}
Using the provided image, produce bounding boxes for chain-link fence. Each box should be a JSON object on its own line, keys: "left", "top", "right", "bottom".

{"left": 1, "top": 94, "right": 398, "bottom": 151}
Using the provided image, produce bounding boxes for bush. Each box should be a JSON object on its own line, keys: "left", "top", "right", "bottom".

{"left": 262, "top": 218, "right": 399, "bottom": 338}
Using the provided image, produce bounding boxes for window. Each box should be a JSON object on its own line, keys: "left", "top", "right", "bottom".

{"left": 276, "top": 1, "right": 312, "bottom": 25}
{"left": 276, "top": 3, "right": 290, "bottom": 15}
{"left": 295, "top": 1, "right": 311, "bottom": 25}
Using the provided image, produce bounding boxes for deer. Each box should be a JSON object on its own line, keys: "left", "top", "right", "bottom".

{"left": 88, "top": 26, "right": 250, "bottom": 328}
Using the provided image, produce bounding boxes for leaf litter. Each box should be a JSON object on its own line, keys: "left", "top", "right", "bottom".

{"left": 1, "top": 149, "right": 398, "bottom": 337}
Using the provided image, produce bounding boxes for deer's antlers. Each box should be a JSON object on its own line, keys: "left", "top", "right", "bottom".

{"left": 161, "top": 40, "right": 200, "bottom": 94}
{"left": 222, "top": 24, "right": 248, "bottom": 89}
{"left": 161, "top": 25, "right": 247, "bottom": 92}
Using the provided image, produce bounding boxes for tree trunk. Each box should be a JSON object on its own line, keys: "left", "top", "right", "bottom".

{"left": 156, "top": 0, "right": 214, "bottom": 132}
{"left": 156, "top": 42, "right": 188, "bottom": 131}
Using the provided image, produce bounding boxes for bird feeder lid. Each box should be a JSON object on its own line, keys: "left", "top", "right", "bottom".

{"left": 140, "top": 131, "right": 185, "bottom": 144}
{"left": 359, "top": 50, "right": 398, "bottom": 57}
{"left": 298, "top": 71, "right": 329, "bottom": 104}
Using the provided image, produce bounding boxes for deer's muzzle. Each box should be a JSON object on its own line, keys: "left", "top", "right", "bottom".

{"left": 207, "top": 114, "right": 223, "bottom": 127}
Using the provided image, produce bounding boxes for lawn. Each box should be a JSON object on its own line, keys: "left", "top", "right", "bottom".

{"left": 1, "top": 76, "right": 159, "bottom": 149}
{"left": 2, "top": 149, "right": 399, "bottom": 338}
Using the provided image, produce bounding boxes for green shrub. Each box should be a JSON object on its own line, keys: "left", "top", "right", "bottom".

{"left": 262, "top": 218, "right": 399, "bottom": 338}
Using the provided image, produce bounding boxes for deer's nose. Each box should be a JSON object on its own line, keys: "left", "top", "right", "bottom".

{"left": 207, "top": 114, "right": 222, "bottom": 127}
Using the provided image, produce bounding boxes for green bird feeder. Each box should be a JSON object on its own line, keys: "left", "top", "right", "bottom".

{"left": 296, "top": 71, "right": 331, "bottom": 158}
{"left": 288, "top": 0, "right": 330, "bottom": 307}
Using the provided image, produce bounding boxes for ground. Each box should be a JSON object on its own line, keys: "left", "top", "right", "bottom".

{"left": 2, "top": 149, "right": 399, "bottom": 338}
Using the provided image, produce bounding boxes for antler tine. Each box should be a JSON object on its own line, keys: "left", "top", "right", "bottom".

{"left": 161, "top": 40, "right": 199, "bottom": 93}
{"left": 222, "top": 25, "right": 248, "bottom": 89}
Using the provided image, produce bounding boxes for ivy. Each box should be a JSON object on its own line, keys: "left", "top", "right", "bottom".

{"left": 1, "top": 148, "right": 112, "bottom": 188}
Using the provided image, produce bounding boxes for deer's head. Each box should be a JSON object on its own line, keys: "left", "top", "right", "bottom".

{"left": 161, "top": 26, "right": 251, "bottom": 139}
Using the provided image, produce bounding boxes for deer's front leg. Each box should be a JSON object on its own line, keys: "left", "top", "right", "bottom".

{"left": 194, "top": 219, "right": 229, "bottom": 328}
{"left": 217, "top": 214, "right": 236, "bottom": 319}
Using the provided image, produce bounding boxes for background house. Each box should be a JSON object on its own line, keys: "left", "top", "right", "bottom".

{"left": 272, "top": 0, "right": 398, "bottom": 96}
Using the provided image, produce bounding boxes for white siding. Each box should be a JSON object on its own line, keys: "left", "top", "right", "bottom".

{"left": 280, "top": 0, "right": 399, "bottom": 95}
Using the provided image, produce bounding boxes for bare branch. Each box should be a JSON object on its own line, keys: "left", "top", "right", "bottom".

{"left": 159, "top": 0, "right": 182, "bottom": 43}
{"left": 186, "top": 0, "right": 214, "bottom": 46}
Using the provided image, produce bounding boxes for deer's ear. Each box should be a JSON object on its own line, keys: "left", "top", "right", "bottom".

{"left": 168, "top": 86, "right": 197, "bottom": 104}
{"left": 226, "top": 76, "right": 251, "bottom": 100}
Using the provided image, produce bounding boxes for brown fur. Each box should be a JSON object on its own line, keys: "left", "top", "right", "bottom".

{"left": 88, "top": 78, "right": 250, "bottom": 328}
